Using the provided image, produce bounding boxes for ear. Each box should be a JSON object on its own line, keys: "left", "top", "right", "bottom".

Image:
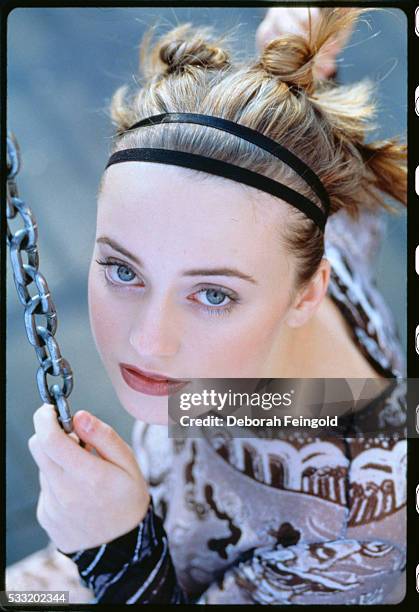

{"left": 285, "top": 258, "right": 331, "bottom": 328}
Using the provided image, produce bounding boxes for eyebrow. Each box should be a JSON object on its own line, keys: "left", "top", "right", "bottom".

{"left": 182, "top": 267, "right": 257, "bottom": 284}
{"left": 96, "top": 237, "right": 258, "bottom": 284}
{"left": 97, "top": 237, "right": 144, "bottom": 267}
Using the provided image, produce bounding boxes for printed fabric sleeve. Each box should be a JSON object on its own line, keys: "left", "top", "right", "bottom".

{"left": 195, "top": 536, "right": 406, "bottom": 605}
{"left": 196, "top": 438, "right": 407, "bottom": 605}
{"left": 58, "top": 497, "right": 192, "bottom": 604}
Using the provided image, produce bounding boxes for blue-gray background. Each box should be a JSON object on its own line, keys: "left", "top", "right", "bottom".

{"left": 7, "top": 6, "right": 406, "bottom": 565}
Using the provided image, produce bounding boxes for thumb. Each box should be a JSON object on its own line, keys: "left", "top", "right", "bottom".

{"left": 73, "top": 410, "right": 138, "bottom": 475}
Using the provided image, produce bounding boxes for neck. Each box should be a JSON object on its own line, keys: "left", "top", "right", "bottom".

{"left": 268, "top": 295, "right": 388, "bottom": 381}
{"left": 270, "top": 317, "right": 318, "bottom": 379}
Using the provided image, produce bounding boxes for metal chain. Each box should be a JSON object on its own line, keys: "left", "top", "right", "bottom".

{"left": 6, "top": 132, "right": 75, "bottom": 434}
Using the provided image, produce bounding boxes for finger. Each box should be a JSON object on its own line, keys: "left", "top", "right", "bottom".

{"left": 72, "top": 410, "right": 139, "bottom": 476}
{"left": 38, "top": 470, "right": 62, "bottom": 509}
{"left": 68, "top": 431, "right": 94, "bottom": 453}
{"left": 31, "top": 437, "right": 75, "bottom": 507}
{"left": 36, "top": 487, "right": 60, "bottom": 531}
{"left": 28, "top": 434, "right": 63, "bottom": 480}
{"left": 33, "top": 404, "right": 100, "bottom": 472}
{"left": 39, "top": 469, "right": 48, "bottom": 491}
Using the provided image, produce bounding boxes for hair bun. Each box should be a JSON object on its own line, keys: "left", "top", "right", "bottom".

{"left": 257, "top": 8, "right": 363, "bottom": 95}
{"left": 259, "top": 35, "right": 315, "bottom": 93}
{"left": 145, "top": 23, "right": 230, "bottom": 76}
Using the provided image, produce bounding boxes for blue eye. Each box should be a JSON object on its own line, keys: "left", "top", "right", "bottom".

{"left": 190, "top": 286, "right": 238, "bottom": 316}
{"left": 95, "top": 258, "right": 140, "bottom": 286}
{"left": 116, "top": 265, "right": 136, "bottom": 282}
{"left": 198, "top": 288, "right": 230, "bottom": 307}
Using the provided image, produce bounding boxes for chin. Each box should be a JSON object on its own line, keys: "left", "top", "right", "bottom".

{"left": 120, "top": 391, "right": 170, "bottom": 425}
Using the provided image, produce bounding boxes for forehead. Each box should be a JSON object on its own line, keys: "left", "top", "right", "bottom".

{"left": 97, "top": 163, "right": 291, "bottom": 272}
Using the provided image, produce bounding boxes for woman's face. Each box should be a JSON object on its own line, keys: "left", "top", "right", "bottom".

{"left": 88, "top": 163, "right": 321, "bottom": 424}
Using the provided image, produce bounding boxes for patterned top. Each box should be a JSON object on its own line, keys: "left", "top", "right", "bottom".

{"left": 61, "top": 209, "right": 407, "bottom": 605}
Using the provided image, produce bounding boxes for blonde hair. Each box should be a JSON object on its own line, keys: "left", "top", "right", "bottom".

{"left": 108, "top": 8, "right": 406, "bottom": 287}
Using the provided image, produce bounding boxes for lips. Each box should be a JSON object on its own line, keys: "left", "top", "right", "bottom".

{"left": 119, "top": 363, "right": 189, "bottom": 397}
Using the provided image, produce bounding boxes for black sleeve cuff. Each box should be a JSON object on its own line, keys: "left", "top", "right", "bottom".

{"left": 57, "top": 498, "right": 190, "bottom": 603}
{"left": 58, "top": 498, "right": 157, "bottom": 575}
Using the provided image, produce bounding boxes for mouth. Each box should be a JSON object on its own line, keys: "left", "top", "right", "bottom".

{"left": 119, "top": 363, "right": 189, "bottom": 397}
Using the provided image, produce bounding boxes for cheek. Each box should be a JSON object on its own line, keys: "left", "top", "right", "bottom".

{"left": 189, "top": 304, "right": 286, "bottom": 377}
{"left": 87, "top": 268, "right": 168, "bottom": 425}
{"left": 88, "top": 268, "right": 120, "bottom": 361}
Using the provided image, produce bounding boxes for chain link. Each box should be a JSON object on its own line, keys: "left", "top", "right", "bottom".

{"left": 6, "top": 132, "right": 75, "bottom": 435}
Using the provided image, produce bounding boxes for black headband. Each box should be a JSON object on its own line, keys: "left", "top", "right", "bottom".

{"left": 106, "top": 112, "right": 329, "bottom": 232}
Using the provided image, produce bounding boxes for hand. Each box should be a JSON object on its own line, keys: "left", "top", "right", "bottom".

{"left": 28, "top": 404, "right": 150, "bottom": 554}
{"left": 256, "top": 7, "right": 354, "bottom": 80}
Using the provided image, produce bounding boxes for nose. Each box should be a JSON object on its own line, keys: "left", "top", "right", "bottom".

{"left": 128, "top": 295, "right": 181, "bottom": 360}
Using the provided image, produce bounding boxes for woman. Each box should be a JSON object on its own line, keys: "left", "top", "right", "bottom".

{"left": 10, "top": 7, "right": 406, "bottom": 604}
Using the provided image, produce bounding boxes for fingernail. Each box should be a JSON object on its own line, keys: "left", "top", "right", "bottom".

{"left": 78, "top": 412, "right": 93, "bottom": 433}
